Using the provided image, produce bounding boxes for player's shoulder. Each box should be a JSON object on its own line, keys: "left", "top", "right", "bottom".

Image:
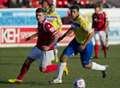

{"left": 78, "top": 15, "right": 86, "bottom": 20}
{"left": 43, "top": 20, "right": 51, "bottom": 27}
{"left": 102, "top": 11, "right": 107, "bottom": 16}
{"left": 44, "top": 20, "right": 52, "bottom": 27}
{"left": 78, "top": 15, "right": 88, "bottom": 23}
{"left": 44, "top": 20, "right": 55, "bottom": 32}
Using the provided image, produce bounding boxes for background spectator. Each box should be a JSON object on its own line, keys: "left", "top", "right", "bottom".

{"left": 19, "top": 0, "right": 30, "bottom": 8}
{"left": 7, "top": 0, "right": 21, "bottom": 8}
{"left": 0, "top": 0, "right": 8, "bottom": 8}
{"left": 29, "top": 0, "right": 42, "bottom": 8}
{"left": 0, "top": 0, "right": 119, "bottom": 8}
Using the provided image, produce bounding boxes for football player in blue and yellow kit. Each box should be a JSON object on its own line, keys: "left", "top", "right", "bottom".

{"left": 50, "top": 5, "right": 108, "bottom": 84}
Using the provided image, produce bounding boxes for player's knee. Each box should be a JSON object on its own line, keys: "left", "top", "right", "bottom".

{"left": 60, "top": 55, "right": 68, "bottom": 62}
{"left": 24, "top": 58, "right": 34, "bottom": 64}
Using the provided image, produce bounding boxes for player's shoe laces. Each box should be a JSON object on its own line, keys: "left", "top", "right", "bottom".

{"left": 102, "top": 65, "right": 109, "bottom": 78}
{"left": 8, "top": 79, "right": 22, "bottom": 83}
{"left": 49, "top": 78, "right": 62, "bottom": 84}
{"left": 63, "top": 66, "right": 69, "bottom": 76}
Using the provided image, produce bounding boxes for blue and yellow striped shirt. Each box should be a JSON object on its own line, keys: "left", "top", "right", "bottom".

{"left": 71, "top": 15, "right": 93, "bottom": 44}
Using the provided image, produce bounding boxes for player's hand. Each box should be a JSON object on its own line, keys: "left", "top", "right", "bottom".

{"left": 41, "top": 46, "right": 50, "bottom": 51}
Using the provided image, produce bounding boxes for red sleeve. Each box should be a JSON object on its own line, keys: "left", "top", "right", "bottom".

{"left": 44, "top": 22, "right": 56, "bottom": 50}
{"left": 44, "top": 22, "right": 56, "bottom": 33}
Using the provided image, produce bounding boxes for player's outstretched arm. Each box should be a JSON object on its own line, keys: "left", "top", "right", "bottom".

{"left": 42, "top": 28, "right": 72, "bottom": 51}
{"left": 57, "top": 29, "right": 72, "bottom": 42}
{"left": 25, "top": 33, "right": 38, "bottom": 41}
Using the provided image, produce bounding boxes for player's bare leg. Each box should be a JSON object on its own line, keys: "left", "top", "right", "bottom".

{"left": 102, "top": 44, "right": 107, "bottom": 58}
{"left": 94, "top": 41, "right": 99, "bottom": 59}
{"left": 102, "top": 39, "right": 108, "bottom": 58}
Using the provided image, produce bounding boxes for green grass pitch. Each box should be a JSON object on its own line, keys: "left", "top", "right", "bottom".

{"left": 0, "top": 45, "right": 120, "bottom": 88}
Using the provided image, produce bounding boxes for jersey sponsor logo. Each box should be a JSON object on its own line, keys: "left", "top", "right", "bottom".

{"left": 49, "top": 27, "right": 55, "bottom": 32}
{"left": 46, "top": 16, "right": 57, "bottom": 21}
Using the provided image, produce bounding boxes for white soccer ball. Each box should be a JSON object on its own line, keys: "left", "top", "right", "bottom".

{"left": 73, "top": 77, "right": 86, "bottom": 88}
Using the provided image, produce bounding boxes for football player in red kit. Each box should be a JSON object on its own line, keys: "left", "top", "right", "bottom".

{"left": 8, "top": 8, "right": 59, "bottom": 83}
{"left": 92, "top": 2, "right": 109, "bottom": 59}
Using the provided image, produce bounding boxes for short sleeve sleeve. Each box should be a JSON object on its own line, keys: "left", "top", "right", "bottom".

{"left": 44, "top": 22, "right": 56, "bottom": 33}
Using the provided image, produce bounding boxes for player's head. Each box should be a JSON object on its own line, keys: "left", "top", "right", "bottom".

{"left": 42, "top": 0, "right": 53, "bottom": 12}
{"left": 94, "top": 2, "right": 103, "bottom": 13}
{"left": 69, "top": 5, "right": 79, "bottom": 20}
{"left": 36, "top": 8, "right": 46, "bottom": 23}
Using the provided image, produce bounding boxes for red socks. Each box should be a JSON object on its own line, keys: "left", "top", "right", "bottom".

{"left": 17, "top": 62, "right": 31, "bottom": 80}
{"left": 43, "top": 64, "right": 58, "bottom": 73}
{"left": 94, "top": 43, "right": 99, "bottom": 59}
{"left": 94, "top": 43, "right": 107, "bottom": 58}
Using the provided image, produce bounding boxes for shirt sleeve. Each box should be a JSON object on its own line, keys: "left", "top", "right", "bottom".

{"left": 44, "top": 22, "right": 56, "bottom": 33}
{"left": 103, "top": 12, "right": 107, "bottom": 22}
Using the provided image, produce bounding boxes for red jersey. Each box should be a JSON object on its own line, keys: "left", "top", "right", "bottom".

{"left": 92, "top": 12, "right": 107, "bottom": 31}
{"left": 36, "top": 19, "right": 56, "bottom": 50}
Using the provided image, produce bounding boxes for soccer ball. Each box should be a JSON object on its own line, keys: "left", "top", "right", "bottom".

{"left": 73, "top": 77, "right": 86, "bottom": 88}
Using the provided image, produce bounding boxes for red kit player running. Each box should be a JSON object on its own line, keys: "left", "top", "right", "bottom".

{"left": 8, "top": 8, "right": 58, "bottom": 83}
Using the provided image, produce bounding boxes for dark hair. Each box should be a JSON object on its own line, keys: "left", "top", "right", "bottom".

{"left": 36, "top": 8, "right": 45, "bottom": 13}
{"left": 94, "top": 2, "right": 103, "bottom": 9}
{"left": 70, "top": 5, "right": 79, "bottom": 11}
{"left": 42, "top": 0, "right": 53, "bottom": 6}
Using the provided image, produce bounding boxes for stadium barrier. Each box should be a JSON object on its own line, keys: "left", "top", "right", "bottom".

{"left": 0, "top": 8, "right": 120, "bottom": 47}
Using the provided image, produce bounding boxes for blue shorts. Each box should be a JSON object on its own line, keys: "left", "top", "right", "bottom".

{"left": 63, "top": 39, "right": 93, "bottom": 66}
{"left": 28, "top": 47, "right": 43, "bottom": 59}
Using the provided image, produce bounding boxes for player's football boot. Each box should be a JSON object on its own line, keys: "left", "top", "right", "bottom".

{"left": 8, "top": 79, "right": 22, "bottom": 83}
{"left": 101, "top": 65, "right": 109, "bottom": 78}
{"left": 49, "top": 78, "right": 62, "bottom": 84}
{"left": 63, "top": 66, "right": 69, "bottom": 76}
{"left": 102, "top": 71, "right": 106, "bottom": 78}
